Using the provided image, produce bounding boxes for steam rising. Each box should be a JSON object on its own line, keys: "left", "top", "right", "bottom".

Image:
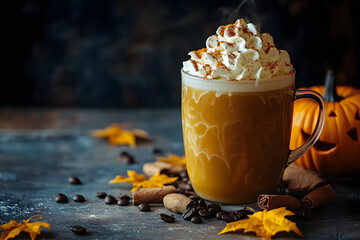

{"left": 219, "top": 0, "right": 261, "bottom": 30}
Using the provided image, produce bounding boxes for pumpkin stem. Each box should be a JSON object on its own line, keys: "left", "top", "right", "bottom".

{"left": 324, "top": 70, "right": 342, "bottom": 102}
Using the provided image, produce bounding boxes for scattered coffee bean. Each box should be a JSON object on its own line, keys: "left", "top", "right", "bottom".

{"left": 68, "top": 176, "right": 81, "bottom": 185}
{"left": 299, "top": 209, "right": 312, "bottom": 220}
{"left": 119, "top": 193, "right": 131, "bottom": 201}
{"left": 222, "top": 213, "right": 235, "bottom": 222}
{"left": 208, "top": 207, "right": 221, "bottom": 217}
{"left": 55, "top": 193, "right": 69, "bottom": 203}
{"left": 189, "top": 194, "right": 200, "bottom": 202}
{"left": 152, "top": 147, "right": 163, "bottom": 154}
{"left": 182, "top": 206, "right": 197, "bottom": 221}
{"left": 179, "top": 171, "right": 188, "bottom": 178}
{"left": 229, "top": 212, "right": 239, "bottom": 221}
{"left": 198, "top": 209, "right": 210, "bottom": 218}
{"left": 198, "top": 199, "right": 206, "bottom": 208}
{"left": 70, "top": 225, "right": 87, "bottom": 234}
{"left": 183, "top": 190, "right": 195, "bottom": 197}
{"left": 285, "top": 215, "right": 298, "bottom": 222}
{"left": 160, "top": 213, "right": 175, "bottom": 223}
{"left": 73, "top": 194, "right": 85, "bottom": 202}
{"left": 181, "top": 177, "right": 189, "bottom": 183}
{"left": 191, "top": 216, "right": 202, "bottom": 224}
{"left": 117, "top": 198, "right": 129, "bottom": 206}
{"left": 138, "top": 203, "right": 151, "bottom": 212}
{"left": 235, "top": 209, "right": 249, "bottom": 220}
{"left": 105, "top": 195, "right": 117, "bottom": 205}
{"left": 96, "top": 192, "right": 107, "bottom": 199}
{"left": 176, "top": 188, "right": 185, "bottom": 194}
{"left": 118, "top": 151, "right": 135, "bottom": 164}
{"left": 187, "top": 200, "right": 198, "bottom": 209}
{"left": 216, "top": 211, "right": 226, "bottom": 220}
{"left": 185, "top": 184, "right": 193, "bottom": 191}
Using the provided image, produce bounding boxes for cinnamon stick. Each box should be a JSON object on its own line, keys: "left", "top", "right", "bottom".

{"left": 133, "top": 186, "right": 176, "bottom": 205}
{"left": 163, "top": 193, "right": 194, "bottom": 214}
{"left": 258, "top": 194, "right": 301, "bottom": 210}
{"left": 301, "top": 184, "right": 336, "bottom": 209}
{"left": 160, "top": 166, "right": 187, "bottom": 176}
{"left": 143, "top": 162, "right": 172, "bottom": 177}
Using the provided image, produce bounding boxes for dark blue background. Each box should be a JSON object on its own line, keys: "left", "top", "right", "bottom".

{"left": 1, "top": 0, "right": 359, "bottom": 108}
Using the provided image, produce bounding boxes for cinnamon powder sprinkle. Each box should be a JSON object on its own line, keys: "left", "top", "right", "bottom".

{"left": 193, "top": 48, "right": 207, "bottom": 59}
{"left": 227, "top": 25, "right": 236, "bottom": 37}
{"left": 264, "top": 45, "right": 276, "bottom": 55}
{"left": 190, "top": 59, "right": 199, "bottom": 72}
{"left": 218, "top": 24, "right": 232, "bottom": 37}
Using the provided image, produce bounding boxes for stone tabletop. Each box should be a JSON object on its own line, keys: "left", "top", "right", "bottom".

{"left": 0, "top": 108, "right": 359, "bottom": 240}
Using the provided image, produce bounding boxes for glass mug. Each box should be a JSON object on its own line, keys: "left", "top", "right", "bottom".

{"left": 181, "top": 70, "right": 325, "bottom": 204}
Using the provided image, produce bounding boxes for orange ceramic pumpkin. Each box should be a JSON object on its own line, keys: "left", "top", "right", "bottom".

{"left": 290, "top": 71, "right": 360, "bottom": 176}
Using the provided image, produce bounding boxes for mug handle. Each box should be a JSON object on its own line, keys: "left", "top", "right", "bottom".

{"left": 286, "top": 89, "right": 326, "bottom": 167}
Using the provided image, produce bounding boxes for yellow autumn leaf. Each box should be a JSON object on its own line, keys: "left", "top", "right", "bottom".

{"left": 91, "top": 123, "right": 150, "bottom": 147}
{"left": 109, "top": 170, "right": 148, "bottom": 184}
{"left": 109, "top": 171, "right": 177, "bottom": 192}
{"left": 218, "top": 207, "right": 303, "bottom": 240}
{"left": 157, "top": 154, "right": 186, "bottom": 166}
{"left": 0, "top": 215, "right": 50, "bottom": 240}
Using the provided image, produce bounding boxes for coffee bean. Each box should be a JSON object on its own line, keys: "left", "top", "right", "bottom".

{"left": 285, "top": 215, "right": 298, "bottom": 222}
{"left": 176, "top": 188, "right": 185, "bottom": 194}
{"left": 96, "top": 192, "right": 107, "bottom": 199}
{"left": 73, "top": 194, "right": 85, "bottom": 202}
{"left": 235, "top": 209, "right": 249, "bottom": 220}
{"left": 152, "top": 147, "right": 163, "bottom": 154}
{"left": 160, "top": 213, "right": 175, "bottom": 223}
{"left": 118, "top": 151, "right": 135, "bottom": 164}
{"left": 299, "top": 210, "right": 312, "bottom": 220}
{"left": 70, "top": 225, "right": 87, "bottom": 234}
{"left": 104, "top": 195, "right": 117, "bottom": 205}
{"left": 183, "top": 190, "right": 195, "bottom": 197}
{"left": 198, "top": 199, "right": 206, "bottom": 208}
{"left": 189, "top": 194, "right": 200, "bottom": 202}
{"left": 198, "top": 209, "right": 210, "bottom": 218}
{"left": 179, "top": 171, "right": 188, "bottom": 178}
{"left": 119, "top": 193, "right": 131, "bottom": 201}
{"left": 182, "top": 207, "right": 197, "bottom": 221}
{"left": 117, "top": 198, "right": 129, "bottom": 206}
{"left": 216, "top": 211, "right": 226, "bottom": 220}
{"left": 208, "top": 207, "right": 221, "bottom": 217}
{"left": 187, "top": 200, "right": 198, "bottom": 209}
{"left": 138, "top": 203, "right": 151, "bottom": 212}
{"left": 55, "top": 193, "right": 69, "bottom": 203}
{"left": 181, "top": 177, "right": 189, "bottom": 183}
{"left": 191, "top": 216, "right": 202, "bottom": 224}
{"left": 68, "top": 176, "right": 81, "bottom": 185}
{"left": 229, "top": 212, "right": 239, "bottom": 221}
{"left": 222, "top": 213, "right": 235, "bottom": 222}
{"left": 185, "top": 184, "right": 193, "bottom": 191}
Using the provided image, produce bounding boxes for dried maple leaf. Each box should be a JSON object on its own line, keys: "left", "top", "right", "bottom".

{"left": 218, "top": 207, "right": 303, "bottom": 240}
{"left": 91, "top": 123, "right": 150, "bottom": 147}
{"left": 156, "top": 154, "right": 186, "bottom": 166}
{"left": 109, "top": 170, "right": 178, "bottom": 192}
{"left": 0, "top": 215, "right": 50, "bottom": 240}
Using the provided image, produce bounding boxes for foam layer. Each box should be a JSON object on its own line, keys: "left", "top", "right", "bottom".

{"left": 182, "top": 70, "right": 295, "bottom": 92}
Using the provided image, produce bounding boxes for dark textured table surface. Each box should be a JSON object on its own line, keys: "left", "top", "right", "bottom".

{"left": 1, "top": 108, "right": 360, "bottom": 240}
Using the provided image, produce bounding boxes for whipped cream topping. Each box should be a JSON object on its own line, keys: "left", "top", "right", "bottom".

{"left": 183, "top": 19, "right": 293, "bottom": 80}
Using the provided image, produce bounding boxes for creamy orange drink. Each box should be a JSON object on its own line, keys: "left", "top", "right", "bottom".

{"left": 182, "top": 19, "right": 325, "bottom": 204}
